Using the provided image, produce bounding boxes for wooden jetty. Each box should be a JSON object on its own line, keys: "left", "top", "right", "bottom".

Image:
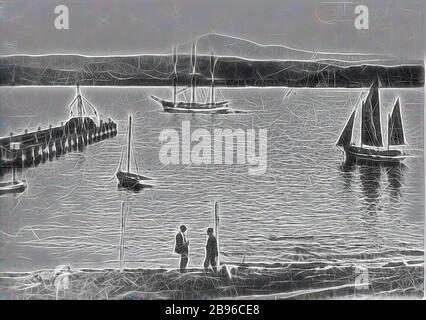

{"left": 0, "top": 85, "right": 117, "bottom": 170}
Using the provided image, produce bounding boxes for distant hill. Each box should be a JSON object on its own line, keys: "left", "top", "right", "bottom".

{"left": 178, "top": 33, "right": 396, "bottom": 63}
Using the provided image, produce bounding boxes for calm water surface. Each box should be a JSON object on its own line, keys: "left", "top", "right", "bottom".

{"left": 0, "top": 87, "right": 424, "bottom": 274}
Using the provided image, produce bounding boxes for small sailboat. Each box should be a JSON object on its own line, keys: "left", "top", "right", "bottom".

{"left": 116, "top": 115, "right": 154, "bottom": 189}
{"left": 0, "top": 143, "right": 26, "bottom": 195}
{"left": 151, "top": 44, "right": 236, "bottom": 114}
{"left": 336, "top": 79, "right": 408, "bottom": 164}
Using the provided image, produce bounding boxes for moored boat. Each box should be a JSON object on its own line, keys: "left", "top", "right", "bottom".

{"left": 116, "top": 115, "right": 154, "bottom": 189}
{"left": 336, "top": 79, "right": 408, "bottom": 165}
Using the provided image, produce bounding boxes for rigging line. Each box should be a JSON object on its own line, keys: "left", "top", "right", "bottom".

{"left": 117, "top": 124, "right": 129, "bottom": 171}
{"left": 131, "top": 129, "right": 138, "bottom": 173}
{"left": 199, "top": 88, "right": 207, "bottom": 103}
{"left": 218, "top": 88, "right": 226, "bottom": 101}
{"left": 178, "top": 86, "right": 190, "bottom": 94}
{"left": 82, "top": 97, "right": 99, "bottom": 116}
{"left": 133, "top": 148, "right": 139, "bottom": 173}
{"left": 132, "top": 120, "right": 139, "bottom": 173}
{"left": 117, "top": 145, "right": 125, "bottom": 172}
{"left": 67, "top": 96, "right": 78, "bottom": 109}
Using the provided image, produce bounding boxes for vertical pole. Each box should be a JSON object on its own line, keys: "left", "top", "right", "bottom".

{"left": 12, "top": 150, "right": 16, "bottom": 183}
{"left": 360, "top": 103, "right": 363, "bottom": 150}
{"left": 191, "top": 43, "right": 196, "bottom": 106}
{"left": 210, "top": 76, "right": 215, "bottom": 106}
{"left": 173, "top": 77, "right": 176, "bottom": 106}
{"left": 173, "top": 47, "right": 177, "bottom": 107}
{"left": 76, "top": 83, "right": 83, "bottom": 118}
{"left": 387, "top": 114, "right": 390, "bottom": 152}
{"left": 10, "top": 142, "right": 19, "bottom": 184}
{"left": 173, "top": 77, "right": 177, "bottom": 107}
{"left": 119, "top": 201, "right": 125, "bottom": 269}
{"left": 191, "top": 76, "right": 196, "bottom": 106}
{"left": 214, "top": 200, "right": 220, "bottom": 266}
{"left": 210, "top": 52, "right": 215, "bottom": 106}
{"left": 126, "top": 115, "right": 132, "bottom": 173}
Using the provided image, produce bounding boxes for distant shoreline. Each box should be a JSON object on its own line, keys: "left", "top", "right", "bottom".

{"left": 0, "top": 55, "right": 423, "bottom": 88}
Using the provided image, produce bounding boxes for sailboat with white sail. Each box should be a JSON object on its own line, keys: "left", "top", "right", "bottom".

{"left": 151, "top": 44, "right": 237, "bottom": 114}
{"left": 116, "top": 115, "right": 154, "bottom": 189}
{"left": 336, "top": 79, "right": 408, "bottom": 164}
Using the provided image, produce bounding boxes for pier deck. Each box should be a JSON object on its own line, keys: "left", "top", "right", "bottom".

{"left": 0, "top": 117, "right": 117, "bottom": 169}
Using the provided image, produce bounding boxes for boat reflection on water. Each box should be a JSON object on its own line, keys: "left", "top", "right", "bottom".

{"left": 359, "top": 164, "right": 383, "bottom": 211}
{"left": 339, "top": 159, "right": 405, "bottom": 210}
{"left": 118, "top": 198, "right": 131, "bottom": 269}
{"left": 385, "top": 164, "right": 406, "bottom": 200}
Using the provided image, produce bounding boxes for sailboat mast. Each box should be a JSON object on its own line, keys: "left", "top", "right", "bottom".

{"left": 172, "top": 47, "right": 177, "bottom": 106}
{"left": 376, "top": 83, "right": 382, "bottom": 151}
{"left": 191, "top": 43, "right": 196, "bottom": 106}
{"left": 126, "top": 115, "right": 132, "bottom": 173}
{"left": 76, "top": 83, "right": 83, "bottom": 118}
{"left": 387, "top": 113, "right": 390, "bottom": 151}
{"left": 210, "top": 51, "right": 215, "bottom": 106}
{"left": 360, "top": 102, "right": 363, "bottom": 149}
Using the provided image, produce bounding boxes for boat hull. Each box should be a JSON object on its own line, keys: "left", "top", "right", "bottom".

{"left": 0, "top": 181, "right": 26, "bottom": 195}
{"left": 151, "top": 96, "right": 234, "bottom": 114}
{"left": 163, "top": 105, "right": 232, "bottom": 114}
{"left": 344, "top": 145, "right": 407, "bottom": 165}
{"left": 116, "top": 170, "right": 153, "bottom": 189}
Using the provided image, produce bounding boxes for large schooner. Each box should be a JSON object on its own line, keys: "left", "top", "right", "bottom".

{"left": 151, "top": 44, "right": 234, "bottom": 114}
{"left": 116, "top": 115, "right": 154, "bottom": 189}
{"left": 336, "top": 79, "right": 408, "bottom": 164}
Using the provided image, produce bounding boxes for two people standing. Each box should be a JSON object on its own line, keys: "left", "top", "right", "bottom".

{"left": 174, "top": 225, "right": 218, "bottom": 273}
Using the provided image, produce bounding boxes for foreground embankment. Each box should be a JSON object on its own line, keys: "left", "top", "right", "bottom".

{"left": 0, "top": 260, "right": 423, "bottom": 300}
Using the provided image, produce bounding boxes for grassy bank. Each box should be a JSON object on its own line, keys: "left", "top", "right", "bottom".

{"left": 0, "top": 261, "right": 423, "bottom": 300}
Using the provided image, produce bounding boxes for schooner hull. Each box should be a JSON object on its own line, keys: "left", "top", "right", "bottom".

{"left": 163, "top": 105, "right": 231, "bottom": 114}
{"left": 344, "top": 146, "right": 407, "bottom": 165}
{"left": 151, "top": 96, "right": 233, "bottom": 114}
{"left": 0, "top": 181, "right": 26, "bottom": 195}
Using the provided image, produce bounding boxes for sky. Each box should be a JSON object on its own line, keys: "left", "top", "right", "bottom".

{"left": 0, "top": 0, "right": 424, "bottom": 58}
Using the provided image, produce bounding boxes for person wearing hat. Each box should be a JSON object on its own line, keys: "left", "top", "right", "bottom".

{"left": 175, "top": 225, "right": 189, "bottom": 273}
{"left": 203, "top": 227, "right": 218, "bottom": 273}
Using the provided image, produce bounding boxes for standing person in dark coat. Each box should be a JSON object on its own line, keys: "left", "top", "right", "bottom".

{"left": 203, "top": 227, "right": 218, "bottom": 273}
{"left": 175, "top": 225, "right": 189, "bottom": 273}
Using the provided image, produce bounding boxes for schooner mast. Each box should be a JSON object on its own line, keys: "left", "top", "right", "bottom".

{"left": 151, "top": 42, "right": 237, "bottom": 114}
{"left": 361, "top": 80, "right": 383, "bottom": 149}
{"left": 210, "top": 51, "right": 216, "bottom": 106}
{"left": 190, "top": 43, "right": 197, "bottom": 106}
{"left": 172, "top": 47, "right": 178, "bottom": 107}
